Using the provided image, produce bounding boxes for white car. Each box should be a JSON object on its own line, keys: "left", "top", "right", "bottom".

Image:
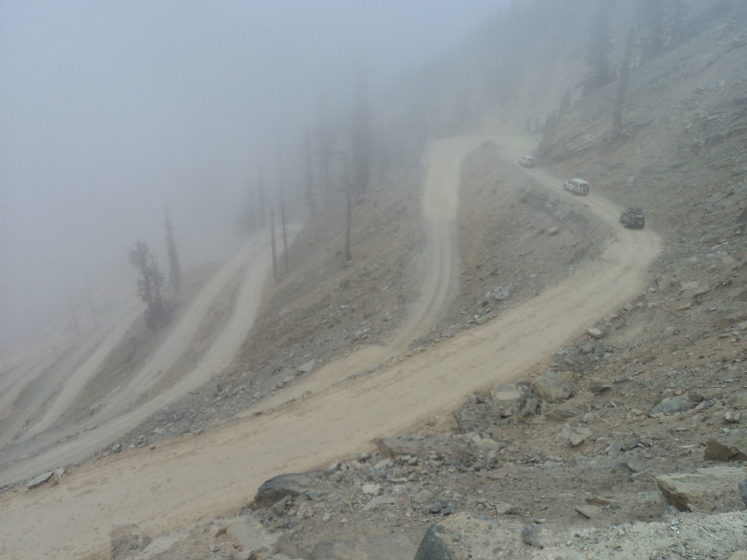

{"left": 518, "top": 155, "right": 536, "bottom": 168}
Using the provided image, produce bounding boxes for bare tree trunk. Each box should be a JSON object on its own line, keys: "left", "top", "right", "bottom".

{"left": 65, "top": 284, "right": 80, "bottom": 338}
{"left": 344, "top": 186, "right": 352, "bottom": 265}
{"left": 304, "top": 134, "right": 316, "bottom": 219}
{"left": 270, "top": 209, "right": 278, "bottom": 282}
{"left": 278, "top": 148, "right": 289, "bottom": 274}
{"left": 613, "top": 27, "right": 635, "bottom": 138}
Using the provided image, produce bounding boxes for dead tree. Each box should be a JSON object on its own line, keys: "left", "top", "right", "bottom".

{"left": 316, "top": 92, "right": 334, "bottom": 210}
{"left": 304, "top": 134, "right": 316, "bottom": 219}
{"left": 583, "top": 0, "right": 613, "bottom": 96}
{"left": 613, "top": 27, "right": 636, "bottom": 138}
{"left": 164, "top": 205, "right": 181, "bottom": 294}
{"left": 278, "top": 147, "right": 289, "bottom": 274}
{"left": 351, "top": 67, "right": 372, "bottom": 201}
{"left": 330, "top": 151, "right": 353, "bottom": 265}
{"left": 129, "top": 241, "right": 167, "bottom": 330}
{"left": 257, "top": 167, "right": 267, "bottom": 230}
{"left": 270, "top": 209, "right": 278, "bottom": 282}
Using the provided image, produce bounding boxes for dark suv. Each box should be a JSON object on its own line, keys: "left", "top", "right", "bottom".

{"left": 620, "top": 207, "right": 645, "bottom": 229}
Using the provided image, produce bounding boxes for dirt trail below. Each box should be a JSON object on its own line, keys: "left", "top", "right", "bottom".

{"left": 0, "top": 135, "right": 661, "bottom": 560}
{"left": 0, "top": 239, "right": 272, "bottom": 488}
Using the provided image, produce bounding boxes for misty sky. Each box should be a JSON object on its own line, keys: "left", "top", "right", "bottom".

{"left": 0, "top": 0, "right": 504, "bottom": 349}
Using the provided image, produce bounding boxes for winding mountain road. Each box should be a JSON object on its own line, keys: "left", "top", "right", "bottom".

{"left": 0, "top": 135, "right": 661, "bottom": 560}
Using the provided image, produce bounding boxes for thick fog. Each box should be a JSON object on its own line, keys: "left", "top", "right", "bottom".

{"left": 0, "top": 0, "right": 504, "bottom": 351}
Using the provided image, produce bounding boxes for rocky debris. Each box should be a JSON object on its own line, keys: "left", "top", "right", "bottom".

{"left": 489, "top": 383, "right": 526, "bottom": 417}
{"left": 705, "top": 432, "right": 747, "bottom": 461}
{"left": 413, "top": 511, "right": 747, "bottom": 559}
{"left": 254, "top": 471, "right": 328, "bottom": 508}
{"left": 530, "top": 371, "right": 573, "bottom": 403}
{"left": 559, "top": 424, "right": 593, "bottom": 447}
{"left": 110, "top": 524, "right": 151, "bottom": 560}
{"left": 375, "top": 434, "right": 471, "bottom": 464}
{"left": 414, "top": 512, "right": 520, "bottom": 560}
{"left": 107, "top": 515, "right": 292, "bottom": 560}
{"left": 311, "top": 533, "right": 415, "bottom": 560}
{"left": 521, "top": 523, "right": 544, "bottom": 547}
{"left": 650, "top": 396, "right": 693, "bottom": 415}
{"left": 297, "top": 360, "right": 315, "bottom": 375}
{"left": 655, "top": 466, "right": 747, "bottom": 512}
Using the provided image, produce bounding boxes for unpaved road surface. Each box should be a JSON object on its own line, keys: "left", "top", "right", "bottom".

{"left": 0, "top": 136, "right": 661, "bottom": 559}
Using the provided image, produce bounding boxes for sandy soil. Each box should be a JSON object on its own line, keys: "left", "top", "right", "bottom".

{"left": 0, "top": 135, "right": 660, "bottom": 559}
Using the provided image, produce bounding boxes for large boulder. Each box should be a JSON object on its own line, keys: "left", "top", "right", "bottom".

{"left": 489, "top": 384, "right": 526, "bottom": 417}
{"left": 655, "top": 466, "right": 747, "bottom": 512}
{"left": 529, "top": 371, "right": 573, "bottom": 403}
{"left": 413, "top": 512, "right": 529, "bottom": 560}
{"left": 650, "top": 396, "right": 692, "bottom": 415}
{"left": 311, "top": 533, "right": 415, "bottom": 560}
{"left": 254, "top": 471, "right": 327, "bottom": 508}
{"left": 705, "top": 432, "right": 747, "bottom": 461}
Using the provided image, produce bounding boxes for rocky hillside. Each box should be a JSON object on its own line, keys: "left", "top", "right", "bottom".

{"left": 99, "top": 4, "right": 747, "bottom": 560}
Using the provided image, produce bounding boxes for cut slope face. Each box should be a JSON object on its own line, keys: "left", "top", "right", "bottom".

{"left": 0, "top": 135, "right": 661, "bottom": 560}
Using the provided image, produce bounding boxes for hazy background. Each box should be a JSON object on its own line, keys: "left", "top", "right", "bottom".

{"left": 0, "top": 0, "right": 505, "bottom": 351}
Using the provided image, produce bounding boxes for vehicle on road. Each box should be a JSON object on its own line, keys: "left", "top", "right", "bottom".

{"left": 620, "top": 207, "right": 645, "bottom": 229}
{"left": 564, "top": 178, "right": 589, "bottom": 196}
{"left": 518, "top": 154, "right": 536, "bottom": 168}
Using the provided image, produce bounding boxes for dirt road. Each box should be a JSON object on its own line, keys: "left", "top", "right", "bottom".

{"left": 0, "top": 136, "right": 661, "bottom": 559}
{"left": 0, "top": 240, "right": 271, "bottom": 487}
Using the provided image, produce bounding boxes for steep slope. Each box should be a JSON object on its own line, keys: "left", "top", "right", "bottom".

{"left": 0, "top": 133, "right": 660, "bottom": 559}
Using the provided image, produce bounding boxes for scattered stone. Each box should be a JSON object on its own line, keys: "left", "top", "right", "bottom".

{"left": 705, "top": 433, "right": 747, "bottom": 461}
{"left": 224, "top": 515, "right": 278, "bottom": 556}
{"left": 530, "top": 371, "right": 573, "bottom": 403}
{"left": 559, "top": 424, "right": 592, "bottom": 447}
{"left": 375, "top": 434, "right": 470, "bottom": 462}
{"left": 26, "top": 471, "right": 54, "bottom": 490}
{"left": 373, "top": 458, "right": 393, "bottom": 470}
{"left": 110, "top": 524, "right": 151, "bottom": 560}
{"left": 297, "top": 360, "right": 315, "bottom": 375}
{"left": 362, "top": 483, "right": 381, "bottom": 496}
{"left": 363, "top": 496, "right": 398, "bottom": 511}
{"left": 655, "top": 466, "right": 747, "bottom": 512}
{"left": 495, "top": 502, "right": 516, "bottom": 515}
{"left": 422, "top": 498, "right": 454, "bottom": 515}
{"left": 586, "top": 327, "right": 604, "bottom": 339}
{"left": 254, "top": 471, "right": 326, "bottom": 508}
{"left": 650, "top": 396, "right": 692, "bottom": 415}
{"left": 489, "top": 384, "right": 526, "bottom": 417}
{"left": 311, "top": 533, "right": 415, "bottom": 560}
{"left": 521, "top": 523, "right": 543, "bottom": 547}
